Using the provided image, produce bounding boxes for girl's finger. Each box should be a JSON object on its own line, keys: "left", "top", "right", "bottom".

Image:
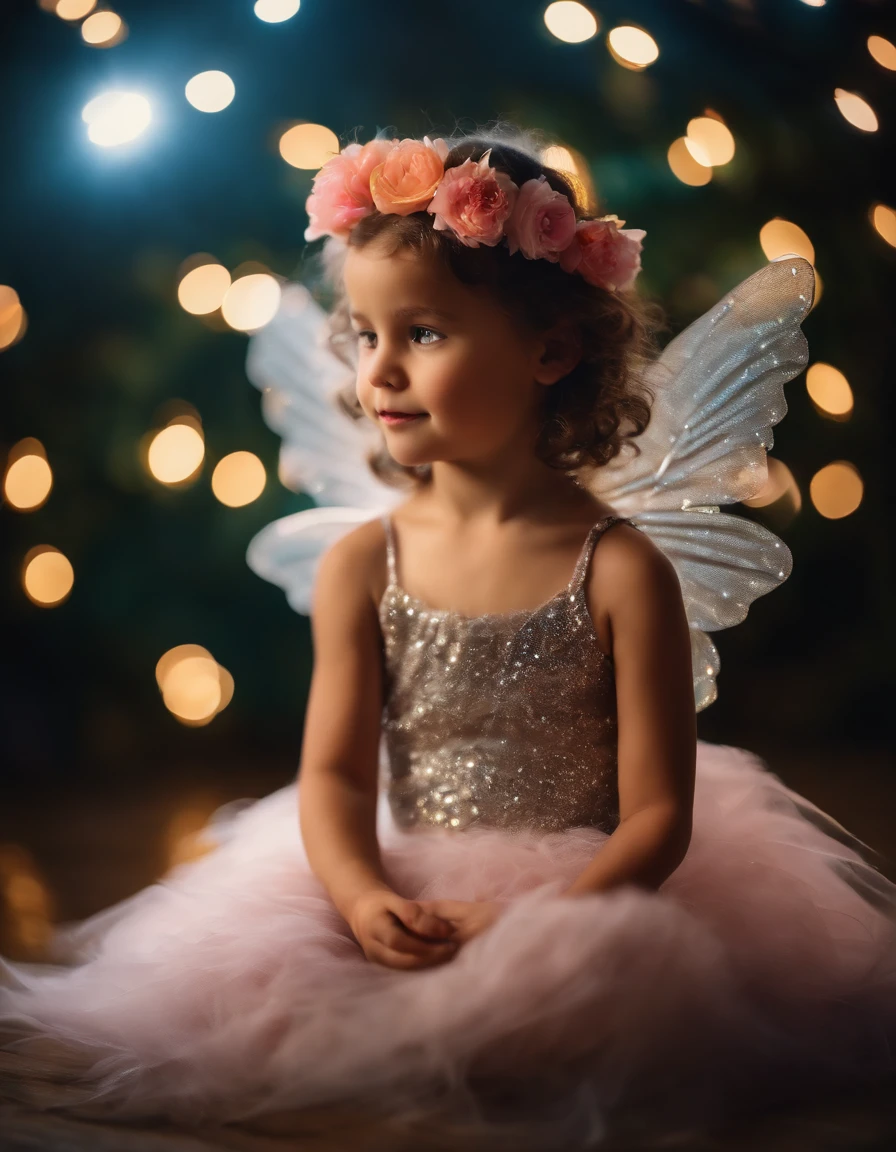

{"left": 387, "top": 902, "right": 452, "bottom": 940}
{"left": 378, "top": 919, "right": 458, "bottom": 958}
{"left": 419, "top": 899, "right": 467, "bottom": 920}
{"left": 370, "top": 943, "right": 458, "bottom": 971}
{"left": 407, "top": 905, "right": 455, "bottom": 938}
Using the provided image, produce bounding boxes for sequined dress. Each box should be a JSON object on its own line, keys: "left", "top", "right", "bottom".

{"left": 2, "top": 515, "right": 896, "bottom": 1146}
{"left": 379, "top": 513, "right": 622, "bottom": 836}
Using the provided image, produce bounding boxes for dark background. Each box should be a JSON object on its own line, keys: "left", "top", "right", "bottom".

{"left": 1, "top": 0, "right": 894, "bottom": 922}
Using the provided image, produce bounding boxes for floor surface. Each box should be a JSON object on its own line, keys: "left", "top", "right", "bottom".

{"left": 1, "top": 747, "right": 894, "bottom": 1151}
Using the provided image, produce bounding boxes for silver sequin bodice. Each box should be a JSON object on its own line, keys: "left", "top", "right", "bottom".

{"left": 378, "top": 515, "right": 628, "bottom": 835}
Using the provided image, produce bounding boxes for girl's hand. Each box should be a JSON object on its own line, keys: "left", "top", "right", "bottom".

{"left": 416, "top": 899, "right": 505, "bottom": 945}
{"left": 349, "top": 889, "right": 460, "bottom": 970}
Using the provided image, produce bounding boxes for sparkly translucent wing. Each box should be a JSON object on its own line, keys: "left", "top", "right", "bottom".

{"left": 243, "top": 282, "right": 401, "bottom": 615}
{"left": 582, "top": 255, "right": 815, "bottom": 710}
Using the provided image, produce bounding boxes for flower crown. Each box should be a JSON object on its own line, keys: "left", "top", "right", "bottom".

{"left": 305, "top": 136, "right": 646, "bottom": 293}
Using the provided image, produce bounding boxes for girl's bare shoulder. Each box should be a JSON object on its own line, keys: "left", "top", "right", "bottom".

{"left": 591, "top": 519, "right": 683, "bottom": 617}
{"left": 319, "top": 498, "right": 418, "bottom": 611}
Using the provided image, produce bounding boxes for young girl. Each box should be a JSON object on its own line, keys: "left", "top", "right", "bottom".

{"left": 3, "top": 124, "right": 896, "bottom": 1148}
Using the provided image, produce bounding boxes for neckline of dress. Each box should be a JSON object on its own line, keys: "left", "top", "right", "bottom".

{"left": 379, "top": 515, "right": 619, "bottom": 626}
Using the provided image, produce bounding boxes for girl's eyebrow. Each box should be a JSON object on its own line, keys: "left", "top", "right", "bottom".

{"left": 349, "top": 306, "right": 458, "bottom": 323}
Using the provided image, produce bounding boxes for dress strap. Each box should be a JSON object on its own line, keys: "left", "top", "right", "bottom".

{"left": 381, "top": 514, "right": 398, "bottom": 586}
{"left": 384, "top": 513, "right": 625, "bottom": 594}
{"left": 569, "top": 516, "right": 627, "bottom": 593}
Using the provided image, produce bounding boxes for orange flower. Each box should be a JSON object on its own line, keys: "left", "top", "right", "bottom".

{"left": 369, "top": 136, "right": 450, "bottom": 216}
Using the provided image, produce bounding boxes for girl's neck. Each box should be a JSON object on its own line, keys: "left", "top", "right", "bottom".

{"left": 415, "top": 461, "right": 607, "bottom": 529}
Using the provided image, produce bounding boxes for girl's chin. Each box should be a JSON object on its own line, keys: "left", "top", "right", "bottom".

{"left": 385, "top": 442, "right": 438, "bottom": 468}
{"left": 388, "top": 453, "right": 434, "bottom": 468}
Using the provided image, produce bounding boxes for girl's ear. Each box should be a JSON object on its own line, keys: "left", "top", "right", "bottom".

{"left": 533, "top": 319, "right": 583, "bottom": 386}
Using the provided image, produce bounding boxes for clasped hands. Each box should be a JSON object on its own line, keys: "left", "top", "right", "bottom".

{"left": 349, "top": 888, "right": 504, "bottom": 970}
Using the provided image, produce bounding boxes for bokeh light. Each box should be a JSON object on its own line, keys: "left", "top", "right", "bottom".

{"left": 278, "top": 122, "right": 340, "bottom": 169}
{"left": 0, "top": 285, "right": 27, "bottom": 351}
{"left": 607, "top": 25, "right": 659, "bottom": 69}
{"left": 162, "top": 656, "right": 222, "bottom": 722}
{"left": 810, "top": 268, "right": 824, "bottom": 309}
{"left": 213, "top": 666, "right": 234, "bottom": 712}
{"left": 155, "top": 644, "right": 215, "bottom": 691}
{"left": 81, "top": 9, "right": 127, "bottom": 47}
{"left": 211, "top": 451, "right": 267, "bottom": 507}
{"left": 82, "top": 91, "right": 151, "bottom": 147}
{"left": 834, "top": 89, "right": 878, "bottom": 132}
{"left": 685, "top": 116, "right": 735, "bottom": 167}
{"left": 55, "top": 0, "right": 97, "bottom": 19}
{"left": 4, "top": 438, "right": 53, "bottom": 511}
{"left": 22, "top": 545, "right": 75, "bottom": 607}
{"left": 147, "top": 422, "right": 206, "bottom": 484}
{"left": 742, "top": 457, "right": 802, "bottom": 519}
{"left": 867, "top": 35, "right": 896, "bottom": 71}
{"left": 810, "top": 461, "right": 863, "bottom": 519}
{"left": 667, "top": 137, "right": 712, "bottom": 187}
{"left": 221, "top": 274, "right": 281, "bottom": 332}
{"left": 156, "top": 646, "right": 234, "bottom": 725}
{"left": 541, "top": 144, "right": 576, "bottom": 175}
{"left": 543, "top": 2, "right": 598, "bottom": 44}
{"left": 541, "top": 142, "right": 596, "bottom": 213}
{"left": 254, "top": 0, "right": 301, "bottom": 22}
{"left": 806, "top": 363, "right": 854, "bottom": 419}
{"left": 0, "top": 845, "right": 54, "bottom": 955}
{"left": 177, "top": 261, "right": 231, "bottom": 314}
{"left": 185, "top": 70, "right": 235, "bottom": 113}
{"left": 759, "top": 219, "right": 815, "bottom": 264}
{"left": 870, "top": 203, "right": 896, "bottom": 248}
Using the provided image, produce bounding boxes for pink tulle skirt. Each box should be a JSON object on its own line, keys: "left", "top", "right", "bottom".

{"left": 2, "top": 740, "right": 896, "bottom": 1147}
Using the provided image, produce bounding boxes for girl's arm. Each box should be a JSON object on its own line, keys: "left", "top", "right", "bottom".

{"left": 298, "top": 522, "right": 393, "bottom": 924}
{"left": 562, "top": 525, "right": 697, "bottom": 898}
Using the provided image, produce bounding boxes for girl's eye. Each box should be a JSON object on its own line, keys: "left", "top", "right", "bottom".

{"left": 354, "top": 326, "right": 443, "bottom": 348}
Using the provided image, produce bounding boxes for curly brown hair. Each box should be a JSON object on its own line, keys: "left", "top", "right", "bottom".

{"left": 307, "top": 120, "right": 670, "bottom": 492}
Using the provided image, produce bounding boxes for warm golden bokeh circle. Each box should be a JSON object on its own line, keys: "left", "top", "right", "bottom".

{"left": 221, "top": 274, "right": 281, "bottom": 332}
{"left": 156, "top": 644, "right": 234, "bottom": 725}
{"left": 543, "top": 2, "right": 599, "bottom": 44}
{"left": 147, "top": 424, "right": 206, "bottom": 484}
{"left": 4, "top": 454, "right": 53, "bottom": 510}
{"left": 177, "top": 263, "right": 231, "bottom": 315}
{"left": 22, "top": 547, "right": 75, "bottom": 607}
{"left": 278, "top": 123, "right": 340, "bottom": 169}
{"left": 806, "top": 363, "right": 854, "bottom": 418}
{"left": 211, "top": 451, "right": 267, "bottom": 507}
{"left": 809, "top": 461, "right": 863, "bottom": 519}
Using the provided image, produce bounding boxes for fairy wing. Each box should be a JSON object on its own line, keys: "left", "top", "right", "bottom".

{"left": 581, "top": 254, "right": 816, "bottom": 710}
{"left": 243, "top": 281, "right": 401, "bottom": 615}
{"left": 245, "top": 257, "right": 814, "bottom": 709}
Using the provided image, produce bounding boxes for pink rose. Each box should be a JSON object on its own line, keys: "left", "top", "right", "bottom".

{"left": 427, "top": 148, "right": 519, "bottom": 248}
{"left": 504, "top": 175, "right": 577, "bottom": 261}
{"left": 370, "top": 136, "right": 450, "bottom": 216}
{"left": 558, "top": 215, "right": 646, "bottom": 291}
{"left": 304, "top": 138, "right": 396, "bottom": 242}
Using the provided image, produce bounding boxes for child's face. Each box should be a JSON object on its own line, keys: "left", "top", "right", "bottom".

{"left": 343, "top": 243, "right": 554, "bottom": 470}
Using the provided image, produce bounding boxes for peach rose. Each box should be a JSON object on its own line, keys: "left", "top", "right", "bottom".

{"left": 427, "top": 148, "right": 519, "bottom": 248}
{"left": 304, "top": 138, "right": 396, "bottom": 242}
{"left": 369, "top": 136, "right": 450, "bottom": 216}
{"left": 504, "top": 175, "right": 577, "bottom": 261}
{"left": 558, "top": 215, "right": 646, "bottom": 291}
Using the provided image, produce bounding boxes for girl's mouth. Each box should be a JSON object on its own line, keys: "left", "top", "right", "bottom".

{"left": 378, "top": 412, "right": 428, "bottom": 426}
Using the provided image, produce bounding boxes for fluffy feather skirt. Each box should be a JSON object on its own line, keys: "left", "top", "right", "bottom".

{"left": 2, "top": 740, "right": 896, "bottom": 1146}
